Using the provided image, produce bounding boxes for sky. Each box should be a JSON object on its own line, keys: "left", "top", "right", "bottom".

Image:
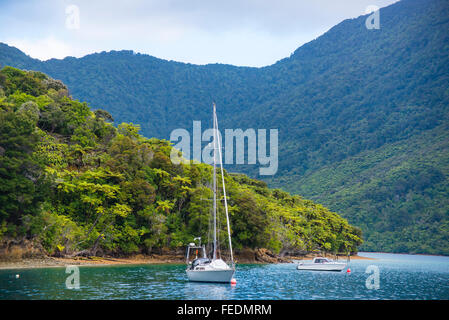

{"left": 0, "top": 0, "right": 398, "bottom": 67}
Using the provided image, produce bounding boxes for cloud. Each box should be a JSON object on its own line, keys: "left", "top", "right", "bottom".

{"left": 0, "top": 0, "right": 399, "bottom": 66}
{"left": 6, "top": 36, "right": 74, "bottom": 60}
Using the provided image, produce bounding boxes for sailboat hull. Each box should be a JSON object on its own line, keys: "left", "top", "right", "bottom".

{"left": 296, "top": 263, "right": 347, "bottom": 271}
{"left": 187, "top": 269, "right": 235, "bottom": 283}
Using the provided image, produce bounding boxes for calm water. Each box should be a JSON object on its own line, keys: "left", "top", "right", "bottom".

{"left": 0, "top": 252, "right": 448, "bottom": 299}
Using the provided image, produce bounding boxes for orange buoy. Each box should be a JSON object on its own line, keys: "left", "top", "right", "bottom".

{"left": 231, "top": 278, "right": 237, "bottom": 285}
{"left": 346, "top": 268, "right": 351, "bottom": 274}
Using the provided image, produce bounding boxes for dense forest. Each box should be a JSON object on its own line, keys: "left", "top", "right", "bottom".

{"left": 0, "top": 0, "right": 448, "bottom": 254}
{"left": 0, "top": 67, "right": 362, "bottom": 257}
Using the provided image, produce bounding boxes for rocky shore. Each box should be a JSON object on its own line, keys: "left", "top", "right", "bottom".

{"left": 0, "top": 237, "right": 372, "bottom": 270}
{"left": 0, "top": 248, "right": 373, "bottom": 270}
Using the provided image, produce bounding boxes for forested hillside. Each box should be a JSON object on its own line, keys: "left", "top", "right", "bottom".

{"left": 1, "top": 0, "right": 448, "bottom": 254}
{"left": 0, "top": 67, "right": 362, "bottom": 257}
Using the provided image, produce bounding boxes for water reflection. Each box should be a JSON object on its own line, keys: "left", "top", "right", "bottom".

{"left": 184, "top": 282, "right": 232, "bottom": 300}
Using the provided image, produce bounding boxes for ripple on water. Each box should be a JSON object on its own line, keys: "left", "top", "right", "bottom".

{"left": 0, "top": 253, "right": 448, "bottom": 299}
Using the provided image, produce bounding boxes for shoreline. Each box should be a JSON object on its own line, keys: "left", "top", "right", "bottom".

{"left": 5, "top": 250, "right": 446, "bottom": 271}
{"left": 0, "top": 253, "right": 190, "bottom": 270}
{"left": 0, "top": 253, "right": 374, "bottom": 271}
{"left": 359, "top": 251, "right": 449, "bottom": 258}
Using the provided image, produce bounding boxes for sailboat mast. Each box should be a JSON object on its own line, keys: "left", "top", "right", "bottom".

{"left": 214, "top": 110, "right": 234, "bottom": 265}
{"left": 212, "top": 103, "right": 217, "bottom": 260}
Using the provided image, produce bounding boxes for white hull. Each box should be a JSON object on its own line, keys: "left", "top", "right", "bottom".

{"left": 187, "top": 269, "right": 235, "bottom": 283}
{"left": 297, "top": 263, "right": 347, "bottom": 271}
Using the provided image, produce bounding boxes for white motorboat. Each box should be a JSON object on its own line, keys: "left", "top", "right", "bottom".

{"left": 296, "top": 257, "right": 347, "bottom": 271}
{"left": 186, "top": 103, "right": 235, "bottom": 283}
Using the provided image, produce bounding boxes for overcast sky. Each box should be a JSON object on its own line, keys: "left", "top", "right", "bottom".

{"left": 0, "top": 0, "right": 398, "bottom": 67}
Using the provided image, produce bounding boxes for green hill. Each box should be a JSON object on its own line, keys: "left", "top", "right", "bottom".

{"left": 1, "top": 0, "right": 448, "bottom": 254}
{"left": 272, "top": 124, "right": 449, "bottom": 254}
{"left": 0, "top": 66, "right": 362, "bottom": 257}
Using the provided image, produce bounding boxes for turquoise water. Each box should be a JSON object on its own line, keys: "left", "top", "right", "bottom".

{"left": 0, "top": 252, "right": 448, "bottom": 299}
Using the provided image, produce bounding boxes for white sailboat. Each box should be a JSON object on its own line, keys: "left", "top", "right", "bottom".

{"left": 186, "top": 103, "right": 236, "bottom": 283}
